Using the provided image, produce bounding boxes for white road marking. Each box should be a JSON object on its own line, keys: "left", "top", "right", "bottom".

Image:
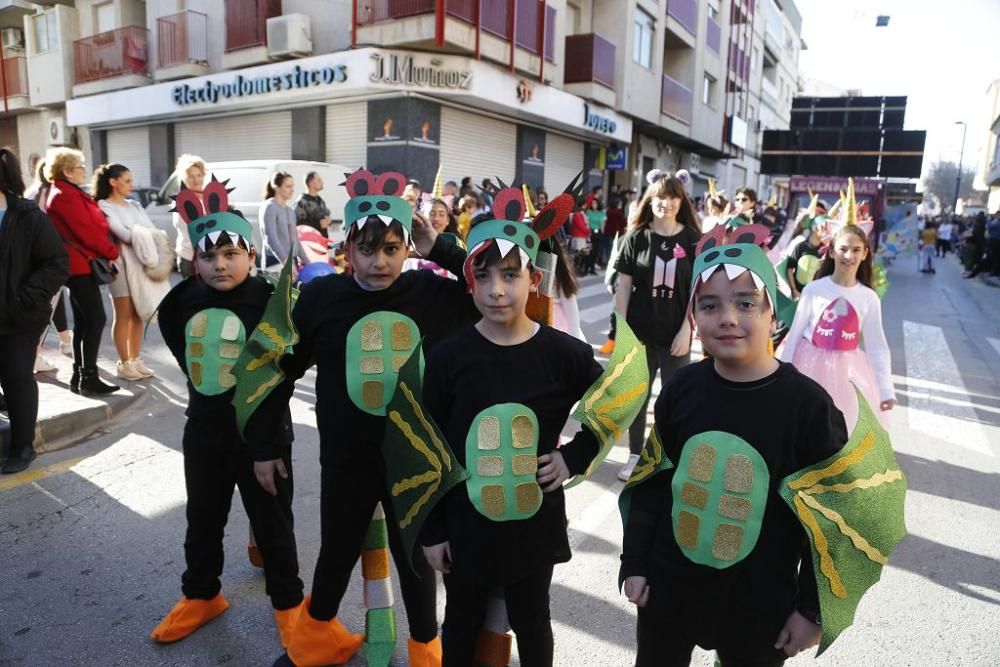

{"left": 579, "top": 301, "right": 613, "bottom": 324}
{"left": 988, "top": 337, "right": 1000, "bottom": 360}
{"left": 567, "top": 479, "right": 623, "bottom": 550}
{"left": 902, "top": 321, "right": 994, "bottom": 457}
{"left": 576, "top": 282, "right": 610, "bottom": 300}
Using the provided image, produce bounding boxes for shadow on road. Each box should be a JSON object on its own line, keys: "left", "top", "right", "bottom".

{"left": 897, "top": 452, "right": 1000, "bottom": 513}
{"left": 890, "top": 533, "right": 1000, "bottom": 606}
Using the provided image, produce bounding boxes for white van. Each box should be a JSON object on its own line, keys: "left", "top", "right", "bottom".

{"left": 146, "top": 159, "right": 352, "bottom": 253}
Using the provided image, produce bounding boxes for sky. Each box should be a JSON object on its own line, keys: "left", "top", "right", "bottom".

{"left": 794, "top": 0, "right": 999, "bottom": 184}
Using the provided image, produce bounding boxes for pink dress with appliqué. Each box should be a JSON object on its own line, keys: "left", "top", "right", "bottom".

{"left": 779, "top": 277, "right": 894, "bottom": 430}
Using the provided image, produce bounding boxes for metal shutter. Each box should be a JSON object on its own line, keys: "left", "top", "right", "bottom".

{"left": 544, "top": 133, "right": 584, "bottom": 196}
{"left": 326, "top": 101, "right": 366, "bottom": 169}
{"left": 107, "top": 126, "right": 152, "bottom": 187}
{"left": 175, "top": 112, "right": 292, "bottom": 163}
{"left": 440, "top": 107, "right": 517, "bottom": 188}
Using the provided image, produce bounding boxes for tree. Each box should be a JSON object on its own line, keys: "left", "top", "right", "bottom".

{"left": 921, "top": 161, "right": 977, "bottom": 210}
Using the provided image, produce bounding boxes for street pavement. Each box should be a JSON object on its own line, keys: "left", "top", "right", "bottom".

{"left": 1, "top": 254, "right": 999, "bottom": 666}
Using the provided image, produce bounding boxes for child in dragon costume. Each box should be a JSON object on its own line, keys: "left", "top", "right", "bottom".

{"left": 376, "top": 185, "right": 649, "bottom": 666}
{"left": 620, "top": 239, "right": 906, "bottom": 665}
{"left": 152, "top": 178, "right": 305, "bottom": 646}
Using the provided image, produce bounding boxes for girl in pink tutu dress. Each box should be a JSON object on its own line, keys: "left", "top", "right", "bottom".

{"left": 779, "top": 225, "right": 896, "bottom": 429}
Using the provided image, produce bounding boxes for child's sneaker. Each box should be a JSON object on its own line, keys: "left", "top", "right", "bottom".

{"left": 116, "top": 360, "right": 145, "bottom": 381}
{"left": 131, "top": 358, "right": 156, "bottom": 378}
{"left": 598, "top": 339, "right": 616, "bottom": 355}
{"left": 150, "top": 594, "right": 229, "bottom": 643}
{"left": 618, "top": 453, "right": 641, "bottom": 482}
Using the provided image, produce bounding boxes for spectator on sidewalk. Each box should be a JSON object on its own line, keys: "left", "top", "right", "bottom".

{"left": 260, "top": 171, "right": 307, "bottom": 271}
{"left": 46, "top": 147, "right": 121, "bottom": 397}
{"left": 0, "top": 148, "right": 69, "bottom": 474}
{"left": 96, "top": 163, "right": 172, "bottom": 382}
{"left": 936, "top": 218, "right": 955, "bottom": 257}
{"left": 963, "top": 212, "right": 986, "bottom": 272}
{"left": 295, "top": 171, "right": 333, "bottom": 234}
{"left": 172, "top": 154, "right": 207, "bottom": 278}
{"left": 988, "top": 213, "right": 1000, "bottom": 276}
{"left": 920, "top": 223, "right": 937, "bottom": 274}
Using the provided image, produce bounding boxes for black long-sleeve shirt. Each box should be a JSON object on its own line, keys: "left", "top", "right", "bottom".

{"left": 248, "top": 235, "right": 479, "bottom": 463}
{"left": 421, "top": 324, "right": 604, "bottom": 583}
{"left": 621, "top": 359, "right": 847, "bottom": 630}
{"left": 158, "top": 275, "right": 293, "bottom": 444}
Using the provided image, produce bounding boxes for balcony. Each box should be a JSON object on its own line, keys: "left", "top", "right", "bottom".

{"left": 155, "top": 10, "right": 208, "bottom": 81}
{"left": 355, "top": 0, "right": 555, "bottom": 77}
{"left": 1, "top": 56, "right": 30, "bottom": 112}
{"left": 563, "top": 32, "right": 616, "bottom": 107}
{"left": 706, "top": 15, "right": 721, "bottom": 54}
{"left": 667, "top": 0, "right": 698, "bottom": 36}
{"left": 223, "top": 0, "right": 280, "bottom": 68}
{"left": 661, "top": 73, "right": 692, "bottom": 124}
{"left": 72, "top": 26, "right": 150, "bottom": 96}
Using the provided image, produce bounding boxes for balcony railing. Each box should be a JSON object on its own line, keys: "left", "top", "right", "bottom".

{"left": 667, "top": 0, "right": 698, "bottom": 35}
{"left": 661, "top": 73, "right": 692, "bottom": 123}
{"left": 74, "top": 26, "right": 149, "bottom": 84}
{"left": 357, "top": 0, "right": 554, "bottom": 60}
{"left": 157, "top": 11, "right": 208, "bottom": 68}
{"left": 706, "top": 15, "right": 721, "bottom": 54}
{"left": 1, "top": 56, "right": 28, "bottom": 98}
{"left": 225, "top": 0, "right": 281, "bottom": 52}
{"left": 564, "top": 33, "right": 615, "bottom": 88}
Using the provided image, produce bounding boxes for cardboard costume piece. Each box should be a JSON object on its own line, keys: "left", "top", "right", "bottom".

{"left": 346, "top": 311, "right": 423, "bottom": 416}
{"left": 779, "top": 387, "right": 907, "bottom": 654}
{"left": 174, "top": 177, "right": 253, "bottom": 253}
{"left": 342, "top": 169, "right": 413, "bottom": 245}
{"left": 362, "top": 503, "right": 398, "bottom": 667}
{"left": 382, "top": 347, "right": 469, "bottom": 572}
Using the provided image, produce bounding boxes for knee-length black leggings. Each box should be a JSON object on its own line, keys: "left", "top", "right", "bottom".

{"left": 66, "top": 275, "right": 107, "bottom": 368}
{"left": 0, "top": 327, "right": 45, "bottom": 456}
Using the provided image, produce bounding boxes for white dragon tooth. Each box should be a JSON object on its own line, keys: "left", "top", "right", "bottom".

{"left": 518, "top": 248, "right": 530, "bottom": 267}
{"left": 700, "top": 266, "right": 719, "bottom": 284}
{"left": 750, "top": 271, "right": 764, "bottom": 290}
{"left": 355, "top": 218, "right": 368, "bottom": 230}
{"left": 208, "top": 230, "right": 222, "bottom": 245}
{"left": 495, "top": 239, "right": 515, "bottom": 258}
{"left": 377, "top": 214, "right": 393, "bottom": 225}
{"left": 723, "top": 263, "right": 748, "bottom": 281}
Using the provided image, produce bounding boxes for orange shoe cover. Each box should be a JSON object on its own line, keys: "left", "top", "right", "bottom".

{"left": 599, "top": 339, "right": 616, "bottom": 355}
{"left": 274, "top": 601, "right": 305, "bottom": 648}
{"left": 286, "top": 599, "right": 363, "bottom": 666}
{"left": 150, "top": 595, "right": 229, "bottom": 643}
{"left": 248, "top": 543, "right": 265, "bottom": 568}
{"left": 408, "top": 636, "right": 443, "bottom": 667}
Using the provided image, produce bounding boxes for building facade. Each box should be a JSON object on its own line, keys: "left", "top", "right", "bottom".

{"left": 0, "top": 0, "right": 804, "bottom": 204}
{"left": 976, "top": 78, "right": 1000, "bottom": 213}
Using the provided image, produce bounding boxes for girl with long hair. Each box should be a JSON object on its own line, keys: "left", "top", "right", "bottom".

{"left": 779, "top": 225, "right": 895, "bottom": 430}
{"left": 260, "top": 171, "right": 307, "bottom": 270}
{"left": 614, "top": 174, "right": 701, "bottom": 480}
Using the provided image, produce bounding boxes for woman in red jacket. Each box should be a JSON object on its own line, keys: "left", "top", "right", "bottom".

{"left": 45, "top": 148, "right": 120, "bottom": 396}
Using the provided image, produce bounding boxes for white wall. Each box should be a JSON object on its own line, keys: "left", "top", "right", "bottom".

{"left": 23, "top": 5, "right": 79, "bottom": 106}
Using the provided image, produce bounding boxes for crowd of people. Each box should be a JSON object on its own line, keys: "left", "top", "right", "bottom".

{"left": 0, "top": 153, "right": 914, "bottom": 666}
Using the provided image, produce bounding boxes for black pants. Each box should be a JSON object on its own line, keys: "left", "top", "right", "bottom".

{"left": 991, "top": 240, "right": 1000, "bottom": 275}
{"left": 636, "top": 602, "right": 788, "bottom": 667}
{"left": 309, "top": 462, "right": 438, "bottom": 641}
{"left": 52, "top": 290, "right": 68, "bottom": 333}
{"left": 0, "top": 326, "right": 44, "bottom": 457}
{"left": 181, "top": 422, "right": 303, "bottom": 609}
{"left": 628, "top": 344, "right": 690, "bottom": 454}
{"left": 66, "top": 274, "right": 107, "bottom": 368}
{"left": 442, "top": 565, "right": 555, "bottom": 667}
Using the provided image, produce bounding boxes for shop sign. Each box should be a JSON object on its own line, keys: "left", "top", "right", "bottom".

{"left": 606, "top": 145, "right": 627, "bottom": 170}
{"left": 789, "top": 176, "right": 880, "bottom": 196}
{"left": 370, "top": 53, "right": 473, "bottom": 90}
{"left": 583, "top": 103, "right": 618, "bottom": 135}
{"left": 172, "top": 64, "right": 348, "bottom": 106}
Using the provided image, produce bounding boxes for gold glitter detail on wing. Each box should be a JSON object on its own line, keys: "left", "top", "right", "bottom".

{"left": 391, "top": 321, "right": 412, "bottom": 350}
{"left": 477, "top": 456, "right": 504, "bottom": 477}
{"left": 583, "top": 346, "right": 642, "bottom": 411}
{"left": 219, "top": 365, "right": 236, "bottom": 389}
{"left": 387, "top": 406, "right": 444, "bottom": 529}
{"left": 793, "top": 494, "right": 846, "bottom": 598}
{"left": 221, "top": 316, "right": 241, "bottom": 341}
{"left": 798, "top": 491, "right": 888, "bottom": 565}
{"left": 515, "top": 483, "right": 541, "bottom": 513}
{"left": 677, "top": 510, "right": 700, "bottom": 550}
{"left": 511, "top": 415, "right": 534, "bottom": 448}
{"left": 481, "top": 485, "right": 506, "bottom": 517}
{"left": 392, "top": 355, "right": 408, "bottom": 372}
{"left": 478, "top": 416, "right": 501, "bottom": 450}
{"left": 189, "top": 313, "right": 207, "bottom": 338}
{"left": 789, "top": 432, "right": 875, "bottom": 489}
{"left": 360, "top": 357, "right": 385, "bottom": 374}
{"left": 688, "top": 445, "right": 717, "bottom": 482}
{"left": 512, "top": 455, "right": 537, "bottom": 476}
{"left": 245, "top": 374, "right": 282, "bottom": 404}
{"left": 723, "top": 454, "right": 754, "bottom": 493}
{"left": 680, "top": 483, "right": 709, "bottom": 509}
{"left": 712, "top": 524, "right": 743, "bottom": 561}
{"left": 220, "top": 343, "right": 241, "bottom": 359}
{"left": 363, "top": 381, "right": 383, "bottom": 408}
{"left": 190, "top": 361, "right": 202, "bottom": 386}
{"left": 801, "top": 469, "right": 904, "bottom": 495}
{"left": 361, "top": 321, "right": 383, "bottom": 351}
{"left": 718, "top": 494, "right": 752, "bottom": 521}
{"left": 188, "top": 341, "right": 205, "bottom": 357}
{"left": 398, "top": 382, "right": 451, "bottom": 471}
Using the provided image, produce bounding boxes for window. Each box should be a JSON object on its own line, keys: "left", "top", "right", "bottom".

{"left": 32, "top": 11, "right": 58, "bottom": 54}
{"left": 94, "top": 2, "right": 114, "bottom": 34}
{"left": 702, "top": 73, "right": 716, "bottom": 107}
{"left": 633, "top": 8, "right": 654, "bottom": 68}
{"left": 708, "top": 3, "right": 719, "bottom": 20}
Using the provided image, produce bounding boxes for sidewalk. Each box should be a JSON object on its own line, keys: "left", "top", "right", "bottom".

{"left": 0, "top": 342, "right": 147, "bottom": 459}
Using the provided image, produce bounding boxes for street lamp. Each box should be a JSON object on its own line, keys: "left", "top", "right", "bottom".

{"left": 953, "top": 120, "right": 967, "bottom": 214}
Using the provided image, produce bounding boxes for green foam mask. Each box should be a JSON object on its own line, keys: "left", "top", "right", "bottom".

{"left": 692, "top": 243, "right": 778, "bottom": 312}
{"left": 188, "top": 211, "right": 254, "bottom": 253}
{"left": 463, "top": 219, "right": 540, "bottom": 284}
{"left": 344, "top": 195, "right": 414, "bottom": 243}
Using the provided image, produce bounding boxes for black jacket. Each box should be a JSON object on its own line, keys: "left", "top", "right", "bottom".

{"left": 0, "top": 195, "right": 69, "bottom": 335}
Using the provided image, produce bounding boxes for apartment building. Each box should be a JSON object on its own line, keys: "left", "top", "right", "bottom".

{"left": 977, "top": 79, "right": 1000, "bottom": 213}
{"left": 0, "top": 0, "right": 803, "bottom": 201}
